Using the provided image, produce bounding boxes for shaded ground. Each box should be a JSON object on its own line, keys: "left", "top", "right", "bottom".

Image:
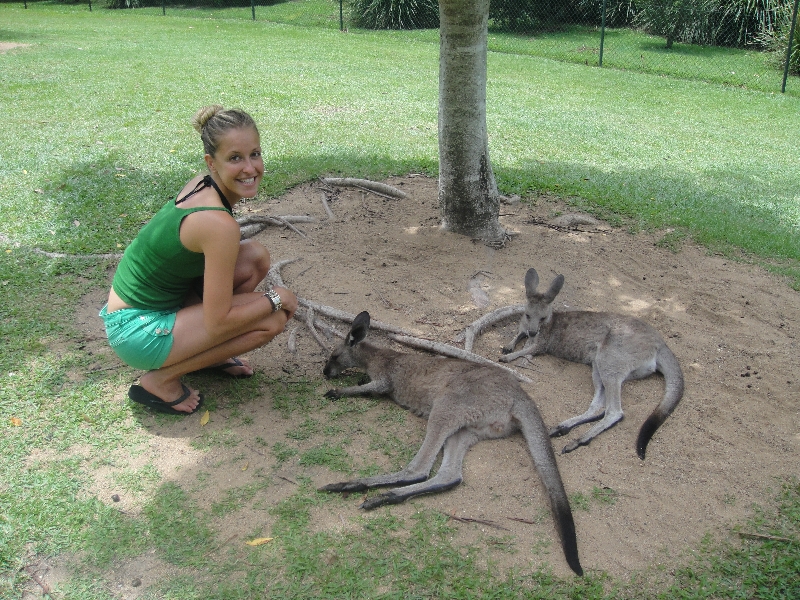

{"left": 29, "top": 175, "right": 799, "bottom": 597}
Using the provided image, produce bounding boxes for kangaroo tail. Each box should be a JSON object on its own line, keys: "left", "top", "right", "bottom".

{"left": 513, "top": 398, "right": 583, "bottom": 576}
{"left": 636, "top": 345, "right": 685, "bottom": 460}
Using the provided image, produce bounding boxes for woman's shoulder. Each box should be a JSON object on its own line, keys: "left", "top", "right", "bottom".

{"left": 175, "top": 175, "right": 217, "bottom": 208}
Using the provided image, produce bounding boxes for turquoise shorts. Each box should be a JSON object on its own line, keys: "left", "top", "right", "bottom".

{"left": 99, "top": 304, "right": 178, "bottom": 371}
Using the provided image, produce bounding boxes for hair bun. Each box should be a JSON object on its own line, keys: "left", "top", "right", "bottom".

{"left": 191, "top": 105, "right": 225, "bottom": 133}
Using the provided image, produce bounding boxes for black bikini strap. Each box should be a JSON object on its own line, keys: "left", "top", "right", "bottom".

{"left": 174, "top": 174, "right": 232, "bottom": 213}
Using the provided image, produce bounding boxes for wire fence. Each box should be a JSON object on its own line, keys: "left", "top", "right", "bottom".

{"left": 15, "top": 0, "right": 800, "bottom": 95}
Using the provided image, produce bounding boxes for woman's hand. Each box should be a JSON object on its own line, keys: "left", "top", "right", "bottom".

{"left": 273, "top": 286, "right": 298, "bottom": 320}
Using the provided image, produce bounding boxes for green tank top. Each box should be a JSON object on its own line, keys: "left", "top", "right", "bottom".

{"left": 112, "top": 199, "right": 230, "bottom": 310}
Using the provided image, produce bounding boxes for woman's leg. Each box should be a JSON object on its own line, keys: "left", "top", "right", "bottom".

{"left": 137, "top": 240, "right": 280, "bottom": 412}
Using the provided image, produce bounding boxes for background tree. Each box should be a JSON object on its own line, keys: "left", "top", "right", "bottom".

{"left": 437, "top": 0, "right": 506, "bottom": 243}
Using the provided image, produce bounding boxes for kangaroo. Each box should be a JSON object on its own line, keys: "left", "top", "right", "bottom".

{"left": 500, "top": 268, "right": 684, "bottom": 460}
{"left": 320, "top": 311, "right": 583, "bottom": 576}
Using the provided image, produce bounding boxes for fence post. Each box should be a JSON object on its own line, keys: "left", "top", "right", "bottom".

{"left": 251, "top": 0, "right": 256, "bottom": 20}
{"left": 340, "top": 0, "right": 344, "bottom": 31}
{"left": 599, "top": 0, "right": 606, "bottom": 67}
{"left": 782, "top": 0, "right": 799, "bottom": 93}
{"left": 89, "top": 0, "right": 92, "bottom": 11}
{"left": 162, "top": 0, "right": 165, "bottom": 16}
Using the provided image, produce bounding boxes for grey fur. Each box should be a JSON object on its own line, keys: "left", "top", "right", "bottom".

{"left": 501, "top": 268, "right": 684, "bottom": 459}
{"left": 321, "top": 311, "right": 583, "bottom": 576}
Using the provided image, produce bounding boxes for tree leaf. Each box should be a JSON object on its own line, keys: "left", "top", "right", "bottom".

{"left": 200, "top": 410, "right": 210, "bottom": 426}
{"left": 245, "top": 537, "right": 273, "bottom": 546}
{"left": 10, "top": 417, "right": 22, "bottom": 427}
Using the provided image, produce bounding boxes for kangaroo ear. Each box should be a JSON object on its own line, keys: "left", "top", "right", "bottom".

{"left": 543, "top": 274, "right": 565, "bottom": 303}
{"left": 524, "top": 268, "right": 539, "bottom": 299}
{"left": 348, "top": 311, "right": 371, "bottom": 346}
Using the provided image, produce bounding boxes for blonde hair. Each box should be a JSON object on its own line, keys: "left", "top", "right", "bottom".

{"left": 191, "top": 105, "right": 259, "bottom": 157}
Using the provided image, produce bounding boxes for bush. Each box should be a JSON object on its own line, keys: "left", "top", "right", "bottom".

{"left": 634, "top": 0, "right": 717, "bottom": 48}
{"left": 754, "top": 1, "right": 800, "bottom": 74}
{"left": 490, "top": 0, "right": 576, "bottom": 33}
{"left": 573, "top": 0, "right": 639, "bottom": 27}
{"left": 714, "top": 0, "right": 791, "bottom": 48}
{"left": 350, "top": 0, "right": 439, "bottom": 29}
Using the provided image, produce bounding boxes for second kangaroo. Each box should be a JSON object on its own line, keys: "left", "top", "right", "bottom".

{"left": 501, "top": 268, "right": 684, "bottom": 459}
{"left": 321, "top": 311, "right": 583, "bottom": 576}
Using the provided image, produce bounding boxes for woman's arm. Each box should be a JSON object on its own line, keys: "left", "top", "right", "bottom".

{"left": 182, "top": 210, "right": 277, "bottom": 339}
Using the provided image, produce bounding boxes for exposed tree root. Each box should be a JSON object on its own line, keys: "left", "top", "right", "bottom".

{"left": 319, "top": 177, "right": 408, "bottom": 200}
{"left": 387, "top": 334, "right": 532, "bottom": 383}
{"left": 455, "top": 304, "right": 525, "bottom": 352}
{"left": 238, "top": 215, "right": 314, "bottom": 240}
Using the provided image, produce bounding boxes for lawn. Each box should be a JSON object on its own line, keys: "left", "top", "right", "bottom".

{"left": 1, "top": 3, "right": 799, "bottom": 598}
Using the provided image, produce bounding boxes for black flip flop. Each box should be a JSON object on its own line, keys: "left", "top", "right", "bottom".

{"left": 195, "top": 357, "right": 253, "bottom": 379}
{"left": 128, "top": 383, "right": 204, "bottom": 415}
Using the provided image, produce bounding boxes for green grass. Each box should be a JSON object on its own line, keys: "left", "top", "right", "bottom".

{"left": 1, "top": 4, "right": 800, "bottom": 598}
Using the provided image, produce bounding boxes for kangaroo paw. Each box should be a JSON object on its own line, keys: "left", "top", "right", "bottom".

{"left": 324, "top": 389, "right": 343, "bottom": 399}
{"left": 549, "top": 425, "right": 570, "bottom": 438}
{"left": 319, "top": 481, "right": 368, "bottom": 493}
{"left": 360, "top": 491, "right": 403, "bottom": 510}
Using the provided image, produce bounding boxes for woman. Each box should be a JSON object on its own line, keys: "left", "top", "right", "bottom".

{"left": 100, "top": 105, "right": 297, "bottom": 415}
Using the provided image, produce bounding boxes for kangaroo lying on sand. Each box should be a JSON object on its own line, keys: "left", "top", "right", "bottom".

{"left": 321, "top": 311, "right": 583, "bottom": 576}
{"left": 501, "top": 268, "right": 684, "bottom": 460}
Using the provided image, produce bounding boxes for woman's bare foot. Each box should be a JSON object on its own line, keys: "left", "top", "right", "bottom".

{"left": 139, "top": 372, "right": 202, "bottom": 414}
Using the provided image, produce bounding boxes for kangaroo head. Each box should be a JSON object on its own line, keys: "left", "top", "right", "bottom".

{"left": 323, "top": 311, "right": 371, "bottom": 378}
{"left": 517, "top": 268, "right": 564, "bottom": 339}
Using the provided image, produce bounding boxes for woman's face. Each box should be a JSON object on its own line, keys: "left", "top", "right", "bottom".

{"left": 205, "top": 126, "right": 264, "bottom": 202}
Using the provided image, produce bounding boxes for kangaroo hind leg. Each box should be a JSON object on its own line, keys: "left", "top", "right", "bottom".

{"left": 550, "top": 361, "right": 607, "bottom": 438}
{"left": 320, "top": 414, "right": 461, "bottom": 495}
{"left": 361, "top": 428, "right": 480, "bottom": 510}
{"left": 561, "top": 369, "right": 624, "bottom": 454}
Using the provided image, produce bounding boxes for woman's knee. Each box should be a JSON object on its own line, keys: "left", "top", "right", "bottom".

{"left": 234, "top": 240, "right": 270, "bottom": 290}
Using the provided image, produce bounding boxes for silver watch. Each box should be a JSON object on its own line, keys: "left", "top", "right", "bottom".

{"left": 264, "top": 288, "right": 283, "bottom": 312}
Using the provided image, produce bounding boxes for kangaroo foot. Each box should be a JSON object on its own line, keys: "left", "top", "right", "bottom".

{"left": 319, "top": 481, "right": 368, "bottom": 493}
{"left": 360, "top": 491, "right": 404, "bottom": 510}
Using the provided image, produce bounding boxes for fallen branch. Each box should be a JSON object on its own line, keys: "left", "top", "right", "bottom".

{"left": 388, "top": 334, "right": 533, "bottom": 384}
{"left": 458, "top": 304, "right": 525, "bottom": 353}
{"left": 320, "top": 177, "right": 407, "bottom": 200}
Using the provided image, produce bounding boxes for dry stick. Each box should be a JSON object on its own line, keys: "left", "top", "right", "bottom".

{"left": 273, "top": 216, "right": 307, "bottom": 238}
{"left": 388, "top": 334, "right": 533, "bottom": 384}
{"left": 444, "top": 512, "right": 510, "bottom": 531}
{"left": 320, "top": 191, "right": 335, "bottom": 220}
{"left": 459, "top": 304, "right": 525, "bottom": 353}
{"left": 506, "top": 516, "right": 537, "bottom": 525}
{"left": 736, "top": 531, "right": 796, "bottom": 544}
{"left": 24, "top": 566, "right": 53, "bottom": 597}
{"left": 319, "top": 177, "right": 408, "bottom": 199}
